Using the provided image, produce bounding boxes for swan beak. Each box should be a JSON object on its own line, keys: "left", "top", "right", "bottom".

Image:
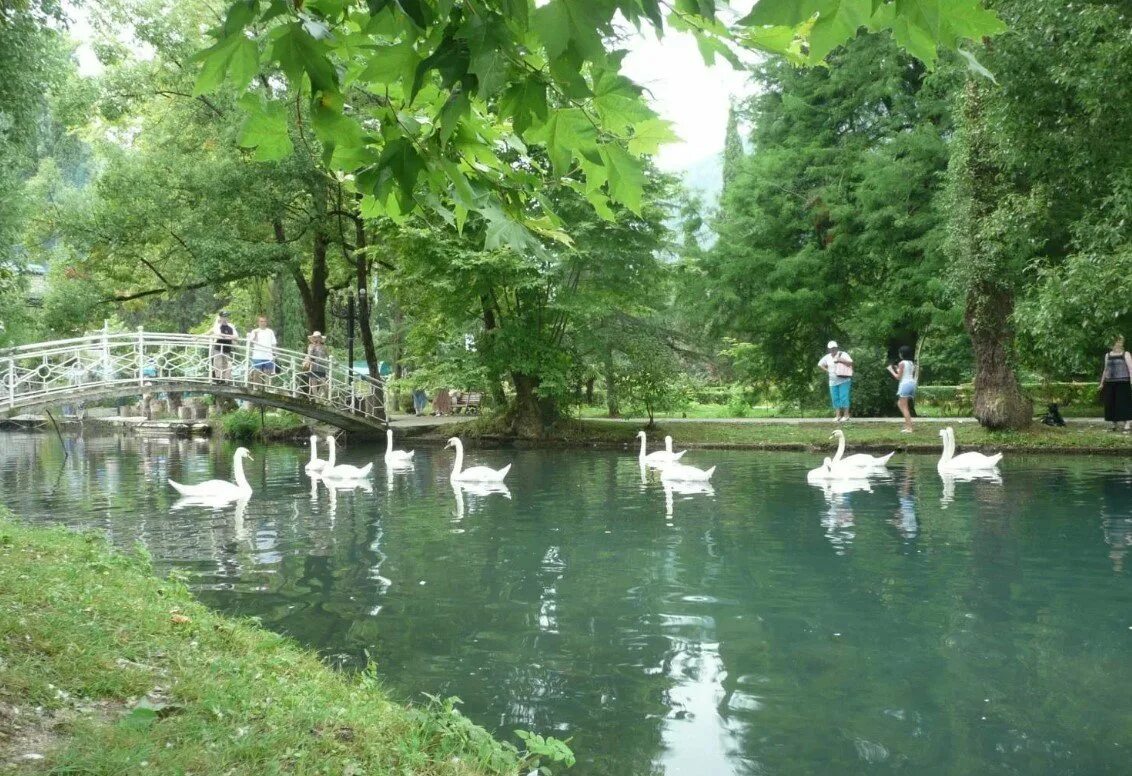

{"left": 246, "top": 454, "right": 254, "bottom": 461}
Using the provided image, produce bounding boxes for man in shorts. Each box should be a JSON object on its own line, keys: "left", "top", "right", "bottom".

{"left": 818, "top": 340, "right": 854, "bottom": 422}
{"left": 247, "top": 315, "right": 277, "bottom": 386}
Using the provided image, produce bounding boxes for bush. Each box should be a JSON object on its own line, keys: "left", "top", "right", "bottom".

{"left": 726, "top": 385, "right": 751, "bottom": 417}
{"left": 218, "top": 408, "right": 305, "bottom": 441}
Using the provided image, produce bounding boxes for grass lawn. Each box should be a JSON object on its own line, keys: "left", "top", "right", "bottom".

{"left": 421, "top": 416, "right": 1132, "bottom": 454}
{"left": 0, "top": 513, "right": 570, "bottom": 774}
{"left": 573, "top": 401, "right": 1104, "bottom": 421}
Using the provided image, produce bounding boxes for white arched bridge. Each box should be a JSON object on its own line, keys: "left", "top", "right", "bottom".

{"left": 2, "top": 330, "right": 386, "bottom": 432}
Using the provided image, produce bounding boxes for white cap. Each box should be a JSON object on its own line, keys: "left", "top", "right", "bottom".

{"left": 827, "top": 340, "right": 839, "bottom": 349}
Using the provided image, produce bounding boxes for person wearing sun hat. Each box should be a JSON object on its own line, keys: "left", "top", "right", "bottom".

{"left": 818, "top": 339, "right": 854, "bottom": 422}
{"left": 301, "top": 331, "right": 329, "bottom": 397}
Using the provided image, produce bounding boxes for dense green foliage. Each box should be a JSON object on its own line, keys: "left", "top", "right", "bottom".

{"left": 10, "top": 0, "right": 1132, "bottom": 432}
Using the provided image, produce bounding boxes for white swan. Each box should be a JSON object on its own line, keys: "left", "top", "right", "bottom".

{"left": 446, "top": 437, "right": 511, "bottom": 482}
{"left": 830, "top": 429, "right": 894, "bottom": 469}
{"left": 322, "top": 435, "right": 374, "bottom": 480}
{"left": 665, "top": 435, "right": 686, "bottom": 457}
{"left": 168, "top": 447, "right": 253, "bottom": 499}
{"left": 384, "top": 429, "right": 415, "bottom": 466}
{"left": 637, "top": 430, "right": 686, "bottom": 467}
{"left": 305, "top": 434, "right": 329, "bottom": 475}
{"left": 938, "top": 427, "right": 1002, "bottom": 472}
{"left": 806, "top": 457, "right": 854, "bottom": 482}
{"left": 660, "top": 461, "right": 716, "bottom": 482}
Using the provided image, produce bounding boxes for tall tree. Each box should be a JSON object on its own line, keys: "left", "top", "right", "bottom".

{"left": 720, "top": 102, "right": 744, "bottom": 198}
{"left": 697, "top": 32, "right": 958, "bottom": 403}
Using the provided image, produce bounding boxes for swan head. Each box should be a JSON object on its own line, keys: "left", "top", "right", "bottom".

{"left": 829, "top": 429, "right": 844, "bottom": 440}
{"left": 636, "top": 430, "right": 646, "bottom": 439}
{"left": 664, "top": 435, "right": 673, "bottom": 445}
{"left": 325, "top": 434, "right": 337, "bottom": 448}
{"left": 309, "top": 434, "right": 318, "bottom": 444}
{"left": 823, "top": 456, "right": 833, "bottom": 470}
{"left": 445, "top": 436, "right": 460, "bottom": 449}
{"left": 938, "top": 428, "right": 947, "bottom": 438}
{"left": 235, "top": 446, "right": 254, "bottom": 462}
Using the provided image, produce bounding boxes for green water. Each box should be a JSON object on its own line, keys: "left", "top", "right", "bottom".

{"left": 3, "top": 432, "right": 1132, "bottom": 774}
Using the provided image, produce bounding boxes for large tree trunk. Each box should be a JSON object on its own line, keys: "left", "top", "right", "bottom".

{"left": 509, "top": 372, "right": 555, "bottom": 437}
{"left": 277, "top": 217, "right": 328, "bottom": 334}
{"left": 951, "top": 80, "right": 1032, "bottom": 429}
{"left": 966, "top": 280, "right": 1031, "bottom": 428}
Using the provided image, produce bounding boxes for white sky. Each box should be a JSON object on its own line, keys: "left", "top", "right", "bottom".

{"left": 623, "top": 27, "right": 753, "bottom": 172}
{"left": 69, "top": 5, "right": 754, "bottom": 174}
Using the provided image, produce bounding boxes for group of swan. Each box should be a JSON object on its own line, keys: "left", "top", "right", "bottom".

{"left": 807, "top": 426, "right": 1002, "bottom": 483}
{"left": 637, "top": 431, "right": 715, "bottom": 482}
{"left": 169, "top": 429, "right": 417, "bottom": 502}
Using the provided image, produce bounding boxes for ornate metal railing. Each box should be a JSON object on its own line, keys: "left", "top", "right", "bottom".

{"left": 2, "top": 329, "right": 385, "bottom": 425}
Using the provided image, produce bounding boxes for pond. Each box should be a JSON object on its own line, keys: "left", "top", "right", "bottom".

{"left": 2, "top": 431, "right": 1132, "bottom": 775}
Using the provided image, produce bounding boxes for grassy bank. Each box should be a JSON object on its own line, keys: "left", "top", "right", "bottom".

{"left": 0, "top": 514, "right": 571, "bottom": 774}
{"left": 415, "top": 416, "right": 1132, "bottom": 454}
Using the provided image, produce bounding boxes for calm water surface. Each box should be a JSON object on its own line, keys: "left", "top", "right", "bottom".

{"left": 3, "top": 431, "right": 1132, "bottom": 775}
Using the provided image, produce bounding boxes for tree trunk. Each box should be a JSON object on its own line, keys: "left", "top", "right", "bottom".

{"left": 509, "top": 372, "right": 555, "bottom": 437}
{"left": 584, "top": 376, "right": 595, "bottom": 404}
{"left": 603, "top": 344, "right": 619, "bottom": 417}
{"left": 950, "top": 80, "right": 1032, "bottom": 430}
{"left": 965, "top": 280, "right": 1032, "bottom": 429}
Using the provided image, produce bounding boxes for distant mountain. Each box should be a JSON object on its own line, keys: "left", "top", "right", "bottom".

{"left": 680, "top": 152, "right": 723, "bottom": 204}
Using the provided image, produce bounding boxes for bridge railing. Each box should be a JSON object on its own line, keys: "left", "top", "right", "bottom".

{"left": 2, "top": 329, "right": 385, "bottom": 423}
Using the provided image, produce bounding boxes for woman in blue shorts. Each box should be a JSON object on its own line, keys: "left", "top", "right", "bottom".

{"left": 887, "top": 345, "right": 918, "bottom": 433}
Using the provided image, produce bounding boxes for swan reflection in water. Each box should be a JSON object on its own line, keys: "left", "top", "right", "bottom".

{"left": 663, "top": 480, "right": 715, "bottom": 520}
{"left": 384, "top": 459, "right": 415, "bottom": 492}
{"left": 938, "top": 470, "right": 1002, "bottom": 509}
{"left": 807, "top": 477, "right": 870, "bottom": 555}
{"left": 171, "top": 495, "right": 250, "bottom": 543}
{"left": 452, "top": 481, "right": 511, "bottom": 521}
{"left": 322, "top": 477, "right": 373, "bottom": 517}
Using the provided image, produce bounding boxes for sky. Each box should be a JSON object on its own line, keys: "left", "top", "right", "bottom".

{"left": 69, "top": 5, "right": 754, "bottom": 176}
{"left": 623, "top": 27, "right": 753, "bottom": 173}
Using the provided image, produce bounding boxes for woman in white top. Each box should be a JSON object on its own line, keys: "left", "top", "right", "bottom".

{"left": 886, "top": 345, "right": 918, "bottom": 433}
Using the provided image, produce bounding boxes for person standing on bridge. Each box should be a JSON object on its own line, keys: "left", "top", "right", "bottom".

{"left": 247, "top": 315, "right": 277, "bottom": 387}
{"left": 210, "top": 311, "right": 237, "bottom": 383}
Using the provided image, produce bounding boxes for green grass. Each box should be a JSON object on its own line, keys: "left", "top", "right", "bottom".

{"left": 424, "top": 415, "right": 1132, "bottom": 453}
{"left": 573, "top": 401, "right": 1105, "bottom": 421}
{"left": 0, "top": 513, "right": 571, "bottom": 775}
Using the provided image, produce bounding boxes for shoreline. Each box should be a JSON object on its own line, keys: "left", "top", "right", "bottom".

{"left": 398, "top": 417, "right": 1132, "bottom": 456}
{"left": 0, "top": 512, "right": 569, "bottom": 774}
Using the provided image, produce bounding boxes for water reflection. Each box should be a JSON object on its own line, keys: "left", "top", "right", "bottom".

{"left": 4, "top": 432, "right": 1132, "bottom": 775}
{"left": 663, "top": 481, "right": 714, "bottom": 520}
{"left": 938, "top": 470, "right": 1003, "bottom": 508}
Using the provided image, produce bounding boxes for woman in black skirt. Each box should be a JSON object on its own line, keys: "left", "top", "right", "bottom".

{"left": 1099, "top": 336, "right": 1132, "bottom": 432}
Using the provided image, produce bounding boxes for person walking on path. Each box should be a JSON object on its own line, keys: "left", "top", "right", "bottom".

{"left": 209, "top": 311, "right": 237, "bottom": 382}
{"left": 818, "top": 341, "right": 854, "bottom": 422}
{"left": 247, "top": 315, "right": 277, "bottom": 386}
{"left": 1099, "top": 335, "right": 1132, "bottom": 433}
{"left": 887, "top": 345, "right": 918, "bottom": 433}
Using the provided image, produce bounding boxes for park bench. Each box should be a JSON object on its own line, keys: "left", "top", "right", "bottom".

{"left": 453, "top": 391, "right": 482, "bottom": 414}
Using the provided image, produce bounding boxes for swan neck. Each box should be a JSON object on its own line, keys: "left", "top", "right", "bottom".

{"left": 386, "top": 430, "right": 393, "bottom": 453}
{"left": 834, "top": 434, "right": 845, "bottom": 463}
{"left": 234, "top": 453, "right": 250, "bottom": 490}
{"left": 309, "top": 438, "right": 318, "bottom": 463}
{"left": 326, "top": 438, "right": 336, "bottom": 468}
{"left": 451, "top": 440, "right": 464, "bottom": 478}
{"left": 639, "top": 434, "right": 647, "bottom": 460}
